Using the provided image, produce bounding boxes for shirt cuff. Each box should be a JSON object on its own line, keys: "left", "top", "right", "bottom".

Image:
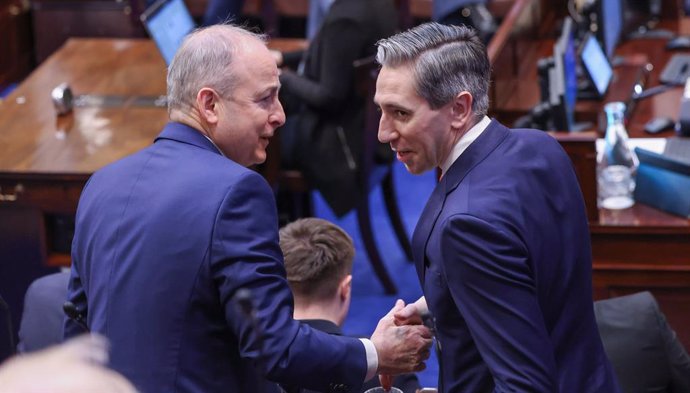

{"left": 359, "top": 338, "right": 379, "bottom": 381}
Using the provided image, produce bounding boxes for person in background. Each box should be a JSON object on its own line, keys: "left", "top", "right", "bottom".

{"left": 280, "top": 217, "right": 421, "bottom": 393}
{"left": 202, "top": 0, "right": 244, "bottom": 26}
{"left": 272, "top": 0, "right": 397, "bottom": 217}
{"left": 433, "top": 0, "right": 496, "bottom": 43}
{"left": 0, "top": 334, "right": 137, "bottom": 393}
{"left": 374, "top": 22, "right": 620, "bottom": 392}
{"left": 64, "top": 24, "right": 431, "bottom": 393}
{"left": 306, "top": 0, "right": 335, "bottom": 39}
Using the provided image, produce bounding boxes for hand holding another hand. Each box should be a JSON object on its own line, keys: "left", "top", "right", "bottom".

{"left": 371, "top": 299, "right": 432, "bottom": 377}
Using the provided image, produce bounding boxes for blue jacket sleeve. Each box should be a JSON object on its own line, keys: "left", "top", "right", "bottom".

{"left": 439, "top": 213, "right": 557, "bottom": 391}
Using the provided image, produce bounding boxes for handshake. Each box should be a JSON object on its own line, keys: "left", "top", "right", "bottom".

{"left": 370, "top": 298, "right": 434, "bottom": 391}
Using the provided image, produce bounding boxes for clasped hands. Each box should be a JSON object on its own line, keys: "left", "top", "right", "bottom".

{"left": 370, "top": 298, "right": 432, "bottom": 391}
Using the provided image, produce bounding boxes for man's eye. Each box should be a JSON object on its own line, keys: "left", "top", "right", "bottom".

{"left": 394, "top": 110, "right": 409, "bottom": 118}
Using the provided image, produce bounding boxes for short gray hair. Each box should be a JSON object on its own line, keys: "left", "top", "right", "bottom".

{"left": 166, "top": 24, "right": 267, "bottom": 114}
{"left": 376, "top": 22, "right": 490, "bottom": 117}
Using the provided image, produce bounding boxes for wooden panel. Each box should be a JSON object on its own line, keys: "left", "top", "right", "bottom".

{"left": 31, "top": 0, "right": 147, "bottom": 64}
{"left": 0, "top": 0, "right": 34, "bottom": 87}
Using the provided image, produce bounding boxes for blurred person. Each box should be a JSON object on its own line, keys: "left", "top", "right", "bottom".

{"left": 306, "top": 0, "right": 335, "bottom": 40}
{"left": 273, "top": 0, "right": 397, "bottom": 216}
{"left": 433, "top": 0, "right": 496, "bottom": 43}
{"left": 202, "top": 0, "right": 244, "bottom": 26}
{"left": 280, "top": 217, "right": 421, "bottom": 393}
{"left": 0, "top": 334, "right": 137, "bottom": 393}
{"left": 374, "top": 22, "right": 620, "bottom": 392}
{"left": 64, "top": 24, "right": 431, "bottom": 393}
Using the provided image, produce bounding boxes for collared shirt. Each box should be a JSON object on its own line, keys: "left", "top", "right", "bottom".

{"left": 440, "top": 115, "right": 491, "bottom": 178}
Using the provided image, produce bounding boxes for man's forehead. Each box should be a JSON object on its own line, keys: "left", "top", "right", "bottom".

{"left": 375, "top": 66, "right": 419, "bottom": 103}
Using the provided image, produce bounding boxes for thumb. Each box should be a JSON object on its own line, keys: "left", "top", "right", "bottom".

{"left": 384, "top": 299, "right": 405, "bottom": 318}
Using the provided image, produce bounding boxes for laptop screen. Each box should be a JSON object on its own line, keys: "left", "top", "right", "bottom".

{"left": 141, "top": 0, "right": 196, "bottom": 65}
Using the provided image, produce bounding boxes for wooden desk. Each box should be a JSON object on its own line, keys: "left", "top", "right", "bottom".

{"left": 0, "top": 37, "right": 305, "bottom": 257}
{"left": 0, "top": 38, "right": 168, "bottom": 265}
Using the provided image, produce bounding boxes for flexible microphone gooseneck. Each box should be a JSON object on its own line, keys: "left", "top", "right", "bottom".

{"left": 63, "top": 301, "right": 89, "bottom": 332}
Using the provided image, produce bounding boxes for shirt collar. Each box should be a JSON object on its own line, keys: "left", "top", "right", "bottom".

{"left": 440, "top": 115, "right": 491, "bottom": 177}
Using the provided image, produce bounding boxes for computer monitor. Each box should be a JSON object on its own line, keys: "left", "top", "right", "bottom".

{"left": 579, "top": 33, "right": 613, "bottom": 98}
{"left": 550, "top": 17, "right": 578, "bottom": 131}
{"left": 597, "top": 0, "right": 623, "bottom": 60}
{"left": 140, "top": 0, "right": 196, "bottom": 65}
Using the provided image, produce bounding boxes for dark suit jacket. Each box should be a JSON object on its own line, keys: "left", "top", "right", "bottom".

{"left": 18, "top": 271, "right": 70, "bottom": 353}
{"left": 595, "top": 291, "right": 690, "bottom": 393}
{"left": 279, "top": 0, "right": 397, "bottom": 216}
{"left": 65, "top": 122, "right": 368, "bottom": 393}
{"left": 412, "top": 120, "right": 620, "bottom": 392}
{"left": 298, "top": 319, "right": 420, "bottom": 393}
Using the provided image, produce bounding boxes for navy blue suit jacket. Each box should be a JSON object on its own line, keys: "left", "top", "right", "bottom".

{"left": 412, "top": 120, "right": 620, "bottom": 392}
{"left": 65, "top": 123, "right": 367, "bottom": 393}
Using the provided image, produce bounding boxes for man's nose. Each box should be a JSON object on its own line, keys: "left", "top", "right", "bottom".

{"left": 271, "top": 100, "right": 286, "bottom": 127}
{"left": 378, "top": 113, "right": 395, "bottom": 143}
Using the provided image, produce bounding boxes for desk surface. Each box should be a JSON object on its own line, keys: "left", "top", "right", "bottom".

{"left": 0, "top": 38, "right": 168, "bottom": 177}
{"left": 0, "top": 37, "right": 307, "bottom": 178}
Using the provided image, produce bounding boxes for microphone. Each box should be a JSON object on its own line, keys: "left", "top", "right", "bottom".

{"left": 234, "top": 288, "right": 255, "bottom": 318}
{"left": 63, "top": 301, "right": 89, "bottom": 332}
{"left": 233, "top": 288, "right": 264, "bottom": 359}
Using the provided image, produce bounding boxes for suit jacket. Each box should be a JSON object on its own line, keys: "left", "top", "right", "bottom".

{"left": 65, "top": 122, "right": 368, "bottom": 393}
{"left": 298, "top": 319, "right": 420, "bottom": 393}
{"left": 412, "top": 120, "right": 620, "bottom": 392}
{"left": 594, "top": 291, "right": 690, "bottom": 393}
{"left": 279, "top": 0, "right": 397, "bottom": 216}
{"left": 17, "top": 271, "right": 70, "bottom": 353}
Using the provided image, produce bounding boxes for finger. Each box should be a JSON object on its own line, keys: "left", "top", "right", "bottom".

{"left": 379, "top": 374, "right": 393, "bottom": 390}
{"left": 384, "top": 299, "right": 405, "bottom": 318}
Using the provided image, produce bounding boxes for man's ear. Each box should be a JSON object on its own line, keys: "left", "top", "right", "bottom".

{"left": 196, "top": 88, "right": 220, "bottom": 126}
{"left": 339, "top": 274, "right": 352, "bottom": 302}
{"left": 450, "top": 91, "right": 474, "bottom": 130}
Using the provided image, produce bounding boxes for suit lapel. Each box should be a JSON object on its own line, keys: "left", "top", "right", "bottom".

{"left": 411, "top": 120, "right": 510, "bottom": 283}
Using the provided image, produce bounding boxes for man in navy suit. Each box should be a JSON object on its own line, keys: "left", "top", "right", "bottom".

{"left": 65, "top": 24, "right": 432, "bottom": 393}
{"left": 373, "top": 23, "right": 620, "bottom": 392}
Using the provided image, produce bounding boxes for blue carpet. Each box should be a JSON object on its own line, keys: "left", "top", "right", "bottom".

{"left": 0, "top": 83, "right": 17, "bottom": 99}
{"left": 312, "top": 161, "right": 439, "bottom": 388}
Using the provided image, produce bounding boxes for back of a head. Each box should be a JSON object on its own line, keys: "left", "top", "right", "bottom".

{"left": 375, "top": 22, "right": 491, "bottom": 118}
{"left": 166, "top": 24, "right": 267, "bottom": 116}
{"left": 279, "top": 218, "right": 354, "bottom": 301}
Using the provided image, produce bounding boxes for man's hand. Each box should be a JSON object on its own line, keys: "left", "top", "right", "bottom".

{"left": 371, "top": 299, "right": 432, "bottom": 377}
{"left": 394, "top": 296, "right": 428, "bottom": 326}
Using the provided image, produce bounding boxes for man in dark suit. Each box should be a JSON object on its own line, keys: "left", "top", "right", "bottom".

{"left": 18, "top": 271, "right": 70, "bottom": 353}
{"left": 274, "top": 0, "right": 398, "bottom": 216}
{"left": 64, "top": 24, "right": 432, "bottom": 393}
{"left": 373, "top": 23, "right": 620, "bottom": 392}
{"left": 280, "top": 218, "right": 421, "bottom": 393}
{"left": 594, "top": 291, "right": 690, "bottom": 393}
